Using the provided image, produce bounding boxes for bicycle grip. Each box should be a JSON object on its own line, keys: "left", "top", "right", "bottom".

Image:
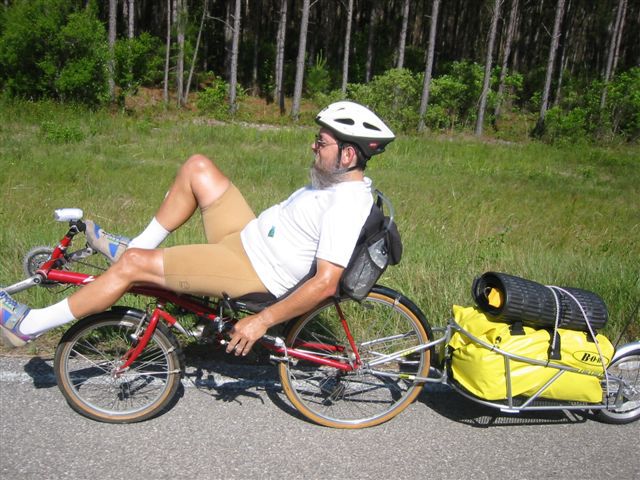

{"left": 262, "top": 335, "right": 285, "bottom": 347}
{"left": 54, "top": 208, "right": 84, "bottom": 222}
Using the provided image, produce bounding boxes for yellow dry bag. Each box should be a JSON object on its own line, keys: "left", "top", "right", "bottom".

{"left": 448, "top": 305, "right": 613, "bottom": 403}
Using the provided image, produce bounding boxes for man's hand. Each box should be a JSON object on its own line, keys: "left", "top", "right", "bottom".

{"left": 225, "top": 258, "right": 344, "bottom": 356}
{"left": 226, "top": 314, "right": 269, "bottom": 356}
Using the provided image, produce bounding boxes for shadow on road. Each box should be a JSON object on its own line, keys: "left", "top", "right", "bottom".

{"left": 417, "top": 387, "right": 589, "bottom": 428}
{"left": 181, "top": 344, "right": 313, "bottom": 424}
{"left": 23, "top": 356, "right": 56, "bottom": 389}
{"left": 19, "top": 349, "right": 592, "bottom": 428}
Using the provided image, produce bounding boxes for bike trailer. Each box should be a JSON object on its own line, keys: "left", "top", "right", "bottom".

{"left": 448, "top": 305, "right": 614, "bottom": 403}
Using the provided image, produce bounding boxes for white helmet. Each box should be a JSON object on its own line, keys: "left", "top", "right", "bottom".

{"left": 315, "top": 101, "right": 395, "bottom": 159}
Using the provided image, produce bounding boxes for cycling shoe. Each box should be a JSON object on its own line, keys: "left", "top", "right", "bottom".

{"left": 85, "top": 220, "right": 130, "bottom": 262}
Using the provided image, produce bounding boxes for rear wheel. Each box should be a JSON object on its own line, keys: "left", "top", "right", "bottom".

{"left": 54, "top": 310, "right": 183, "bottom": 423}
{"left": 597, "top": 348, "right": 640, "bottom": 424}
{"left": 279, "top": 286, "right": 431, "bottom": 428}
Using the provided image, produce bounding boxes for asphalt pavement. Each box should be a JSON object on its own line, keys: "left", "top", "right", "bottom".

{"left": 1, "top": 355, "right": 639, "bottom": 480}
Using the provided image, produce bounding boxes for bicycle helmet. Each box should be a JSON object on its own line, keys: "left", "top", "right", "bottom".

{"left": 315, "top": 101, "right": 395, "bottom": 160}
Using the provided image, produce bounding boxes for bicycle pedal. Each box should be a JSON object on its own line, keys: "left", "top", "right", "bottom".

{"left": 191, "top": 324, "right": 206, "bottom": 338}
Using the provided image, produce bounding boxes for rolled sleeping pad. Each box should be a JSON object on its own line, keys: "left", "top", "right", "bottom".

{"left": 471, "top": 272, "right": 608, "bottom": 332}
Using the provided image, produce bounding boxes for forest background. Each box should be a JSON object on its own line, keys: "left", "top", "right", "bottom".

{"left": 0, "top": 0, "right": 639, "bottom": 142}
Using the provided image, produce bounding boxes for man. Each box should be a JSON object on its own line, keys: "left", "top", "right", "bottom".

{"left": 1, "top": 101, "right": 395, "bottom": 356}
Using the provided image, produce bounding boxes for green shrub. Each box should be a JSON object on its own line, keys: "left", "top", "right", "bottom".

{"left": 433, "top": 61, "right": 486, "bottom": 128}
{"left": 347, "top": 68, "right": 421, "bottom": 132}
{"left": 0, "top": 0, "right": 108, "bottom": 106}
{"left": 313, "top": 89, "right": 346, "bottom": 108}
{"left": 499, "top": 70, "right": 524, "bottom": 109}
{"left": 53, "top": 11, "right": 109, "bottom": 105}
{"left": 607, "top": 67, "right": 640, "bottom": 141}
{"left": 422, "top": 103, "right": 450, "bottom": 130}
{"left": 196, "top": 76, "right": 230, "bottom": 118}
{"left": 541, "top": 67, "right": 639, "bottom": 143}
{"left": 114, "top": 32, "right": 164, "bottom": 97}
{"left": 428, "top": 74, "right": 468, "bottom": 129}
{"left": 543, "top": 106, "right": 588, "bottom": 143}
{"left": 306, "top": 53, "right": 331, "bottom": 99}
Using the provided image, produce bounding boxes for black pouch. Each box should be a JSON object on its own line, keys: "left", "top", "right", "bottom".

{"left": 340, "top": 191, "right": 402, "bottom": 301}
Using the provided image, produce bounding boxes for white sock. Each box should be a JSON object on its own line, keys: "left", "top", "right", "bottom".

{"left": 19, "top": 298, "right": 77, "bottom": 336}
{"left": 128, "top": 217, "right": 170, "bottom": 250}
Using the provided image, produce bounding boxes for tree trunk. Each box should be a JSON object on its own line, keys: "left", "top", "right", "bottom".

{"left": 224, "top": 2, "right": 233, "bottom": 80}
{"left": 175, "top": 0, "right": 185, "bottom": 107}
{"left": 228, "top": 0, "right": 241, "bottom": 115}
{"left": 108, "top": 0, "right": 117, "bottom": 103}
{"left": 250, "top": 0, "right": 262, "bottom": 96}
{"left": 365, "top": 3, "right": 376, "bottom": 83}
{"left": 274, "top": 0, "right": 288, "bottom": 114}
{"left": 536, "top": 0, "right": 566, "bottom": 132}
{"left": 128, "top": 0, "right": 135, "bottom": 39}
{"left": 494, "top": 0, "right": 519, "bottom": 118}
{"left": 396, "top": 0, "right": 410, "bottom": 69}
{"left": 553, "top": 0, "right": 572, "bottom": 107}
{"left": 291, "top": 0, "right": 310, "bottom": 122}
{"left": 418, "top": 0, "right": 441, "bottom": 132}
{"left": 123, "top": 0, "right": 128, "bottom": 30}
{"left": 184, "top": 0, "right": 208, "bottom": 105}
{"left": 163, "top": 0, "right": 172, "bottom": 105}
{"left": 601, "top": 0, "right": 626, "bottom": 110}
{"left": 612, "top": 0, "right": 627, "bottom": 74}
{"left": 341, "top": 0, "right": 354, "bottom": 94}
{"left": 475, "top": 0, "right": 502, "bottom": 136}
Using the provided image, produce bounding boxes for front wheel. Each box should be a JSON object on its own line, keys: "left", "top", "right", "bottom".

{"left": 54, "top": 310, "right": 184, "bottom": 423}
{"left": 23, "top": 246, "right": 59, "bottom": 287}
{"left": 279, "top": 286, "right": 432, "bottom": 428}
{"left": 596, "top": 347, "right": 640, "bottom": 424}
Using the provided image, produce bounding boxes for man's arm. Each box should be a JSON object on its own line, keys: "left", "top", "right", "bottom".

{"left": 226, "top": 258, "right": 344, "bottom": 356}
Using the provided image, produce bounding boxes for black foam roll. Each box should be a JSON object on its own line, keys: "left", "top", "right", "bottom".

{"left": 556, "top": 286, "right": 609, "bottom": 331}
{"left": 472, "top": 272, "right": 608, "bottom": 332}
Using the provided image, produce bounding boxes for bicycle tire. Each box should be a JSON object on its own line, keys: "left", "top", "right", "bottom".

{"left": 23, "top": 246, "right": 59, "bottom": 287}
{"left": 54, "top": 310, "right": 184, "bottom": 423}
{"left": 279, "top": 286, "right": 432, "bottom": 428}
{"left": 596, "top": 348, "right": 640, "bottom": 424}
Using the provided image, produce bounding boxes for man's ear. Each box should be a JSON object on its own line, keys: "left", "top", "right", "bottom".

{"left": 342, "top": 145, "right": 357, "bottom": 168}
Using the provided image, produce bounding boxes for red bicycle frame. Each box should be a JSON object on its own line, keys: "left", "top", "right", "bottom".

{"left": 38, "top": 260, "right": 361, "bottom": 374}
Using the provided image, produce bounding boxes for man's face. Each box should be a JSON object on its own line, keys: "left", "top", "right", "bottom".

{"left": 309, "top": 130, "right": 347, "bottom": 189}
{"left": 311, "top": 129, "right": 340, "bottom": 172}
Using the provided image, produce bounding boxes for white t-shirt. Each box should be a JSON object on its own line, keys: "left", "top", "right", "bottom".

{"left": 241, "top": 178, "right": 373, "bottom": 297}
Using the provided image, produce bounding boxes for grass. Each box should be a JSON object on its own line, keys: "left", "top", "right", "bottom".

{"left": 1, "top": 98, "right": 639, "bottom": 355}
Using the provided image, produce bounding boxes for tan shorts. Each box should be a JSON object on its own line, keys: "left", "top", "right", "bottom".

{"left": 163, "top": 184, "right": 268, "bottom": 297}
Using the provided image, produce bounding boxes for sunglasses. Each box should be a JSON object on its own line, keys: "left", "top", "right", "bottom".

{"left": 314, "top": 134, "right": 338, "bottom": 149}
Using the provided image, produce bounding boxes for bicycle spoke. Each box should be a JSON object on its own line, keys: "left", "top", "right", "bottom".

{"left": 56, "top": 316, "right": 181, "bottom": 421}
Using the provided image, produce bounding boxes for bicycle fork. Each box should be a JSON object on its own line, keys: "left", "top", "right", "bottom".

{"left": 114, "top": 305, "right": 180, "bottom": 375}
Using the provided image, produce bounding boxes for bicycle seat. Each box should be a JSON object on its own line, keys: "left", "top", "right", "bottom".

{"left": 229, "top": 292, "right": 277, "bottom": 313}
{"left": 228, "top": 267, "right": 315, "bottom": 313}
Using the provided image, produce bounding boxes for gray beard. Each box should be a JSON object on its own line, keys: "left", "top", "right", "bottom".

{"left": 309, "top": 162, "right": 350, "bottom": 189}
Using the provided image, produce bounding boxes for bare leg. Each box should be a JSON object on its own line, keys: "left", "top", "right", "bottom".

{"left": 155, "top": 154, "right": 231, "bottom": 232}
{"left": 67, "top": 249, "right": 165, "bottom": 319}
{"left": 71, "top": 155, "right": 230, "bottom": 318}
{"left": 6, "top": 156, "right": 232, "bottom": 340}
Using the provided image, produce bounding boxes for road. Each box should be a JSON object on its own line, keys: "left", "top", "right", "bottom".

{"left": 1, "top": 355, "right": 638, "bottom": 480}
